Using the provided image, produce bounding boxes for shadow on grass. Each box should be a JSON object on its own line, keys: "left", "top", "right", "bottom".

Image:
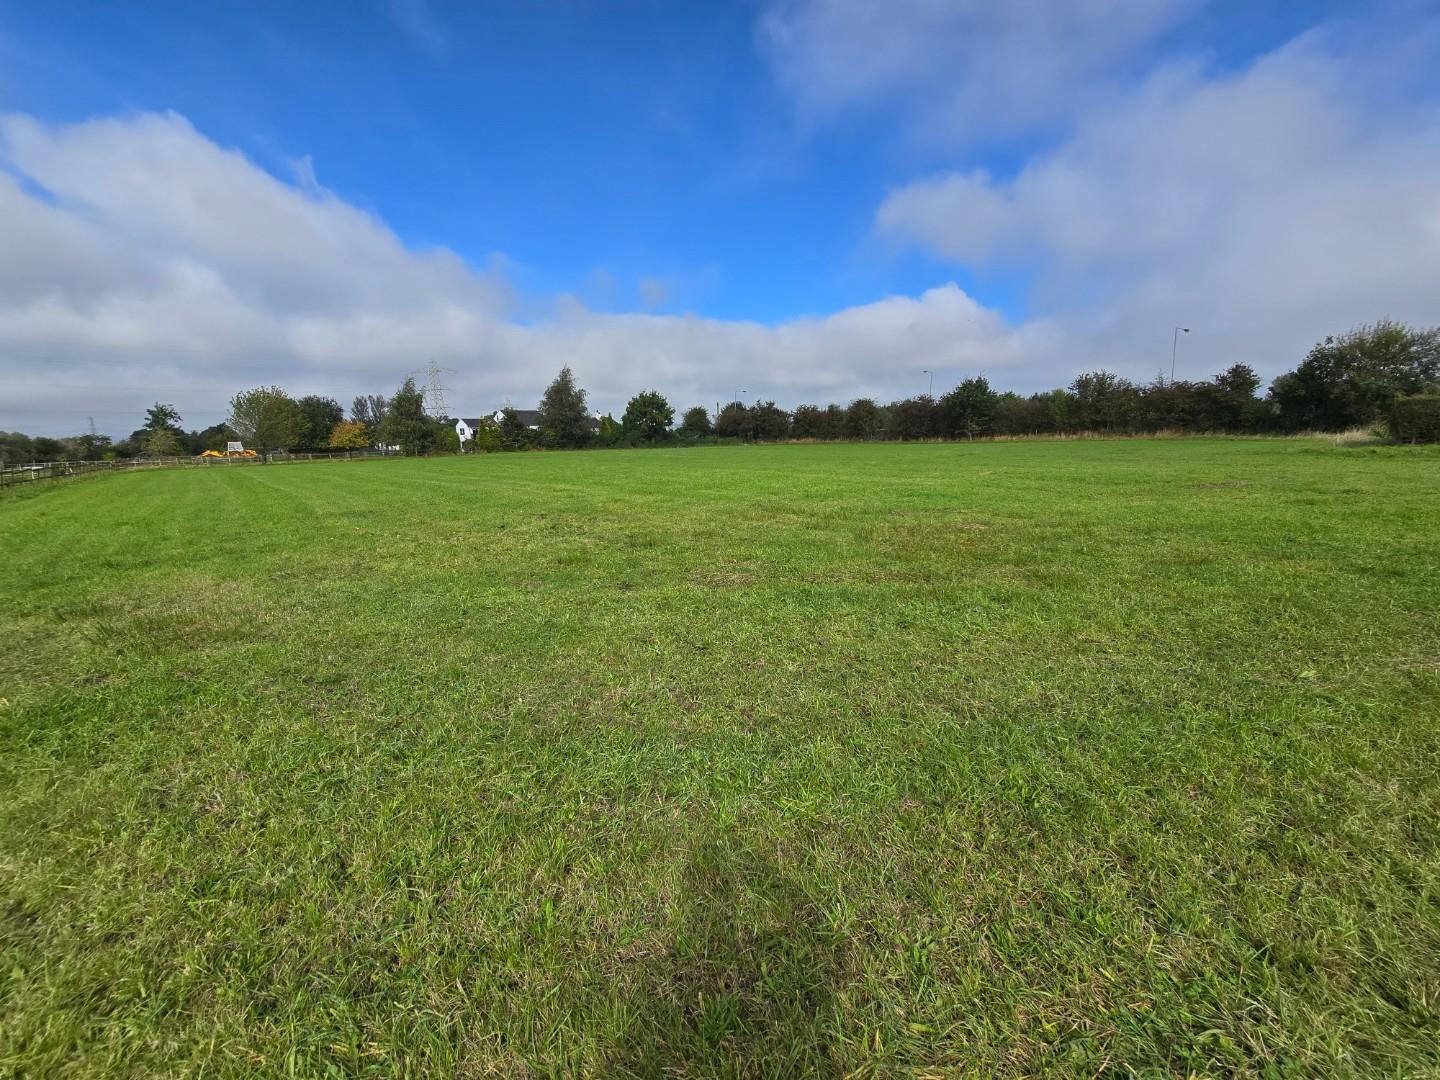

{"left": 603, "top": 836, "right": 848, "bottom": 1077}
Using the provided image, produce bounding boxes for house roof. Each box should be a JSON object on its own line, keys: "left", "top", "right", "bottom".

{"left": 497, "top": 408, "right": 544, "bottom": 426}
{"left": 456, "top": 417, "right": 484, "bottom": 427}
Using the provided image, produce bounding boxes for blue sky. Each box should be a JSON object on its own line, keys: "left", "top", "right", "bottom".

{"left": 3, "top": 0, "right": 1001, "bottom": 320}
{"left": 1, "top": 1, "right": 1437, "bottom": 433}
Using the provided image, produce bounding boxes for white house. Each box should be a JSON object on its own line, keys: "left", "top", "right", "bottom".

{"left": 455, "top": 410, "right": 542, "bottom": 444}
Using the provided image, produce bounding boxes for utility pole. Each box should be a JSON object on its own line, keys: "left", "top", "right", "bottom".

{"left": 1170, "top": 327, "right": 1190, "bottom": 382}
{"left": 922, "top": 370, "right": 933, "bottom": 398}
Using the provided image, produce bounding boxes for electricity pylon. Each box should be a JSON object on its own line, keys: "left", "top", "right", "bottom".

{"left": 412, "top": 362, "right": 456, "bottom": 419}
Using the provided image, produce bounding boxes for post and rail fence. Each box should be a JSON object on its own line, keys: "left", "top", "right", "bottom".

{"left": 0, "top": 449, "right": 403, "bottom": 490}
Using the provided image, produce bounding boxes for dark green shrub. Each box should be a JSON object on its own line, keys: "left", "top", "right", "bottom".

{"left": 1391, "top": 393, "right": 1440, "bottom": 443}
{"left": 467, "top": 418, "right": 502, "bottom": 453}
{"left": 677, "top": 406, "right": 712, "bottom": 438}
{"left": 750, "top": 401, "right": 791, "bottom": 440}
{"left": 844, "top": 398, "right": 881, "bottom": 439}
{"left": 939, "top": 377, "right": 999, "bottom": 438}
{"left": 434, "top": 425, "right": 461, "bottom": 453}
{"left": 714, "top": 402, "right": 750, "bottom": 439}
{"left": 498, "top": 408, "right": 536, "bottom": 451}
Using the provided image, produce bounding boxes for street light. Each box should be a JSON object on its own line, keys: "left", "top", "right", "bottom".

{"left": 922, "top": 369, "right": 934, "bottom": 397}
{"left": 1171, "top": 327, "right": 1190, "bottom": 382}
{"left": 733, "top": 389, "right": 747, "bottom": 407}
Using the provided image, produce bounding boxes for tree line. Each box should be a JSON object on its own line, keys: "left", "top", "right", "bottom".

{"left": 4, "top": 319, "right": 1438, "bottom": 464}
{"left": 491, "top": 320, "right": 1440, "bottom": 449}
{"left": 0, "top": 380, "right": 445, "bottom": 464}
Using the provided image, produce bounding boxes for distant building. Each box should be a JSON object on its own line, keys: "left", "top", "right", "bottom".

{"left": 495, "top": 409, "right": 544, "bottom": 429}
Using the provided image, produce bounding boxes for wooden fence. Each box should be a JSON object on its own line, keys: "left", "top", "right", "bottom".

{"left": 0, "top": 450, "right": 400, "bottom": 490}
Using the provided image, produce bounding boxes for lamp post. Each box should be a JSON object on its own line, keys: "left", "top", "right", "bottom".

{"left": 1171, "top": 327, "right": 1190, "bottom": 382}
{"left": 733, "top": 389, "right": 747, "bottom": 407}
{"left": 922, "top": 369, "right": 933, "bottom": 397}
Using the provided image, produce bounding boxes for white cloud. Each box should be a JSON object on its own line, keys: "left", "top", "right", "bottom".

{"left": 0, "top": 111, "right": 1021, "bottom": 435}
{"left": 760, "top": 0, "right": 1195, "bottom": 142}
{"left": 496, "top": 284, "right": 1021, "bottom": 410}
{"left": 873, "top": 28, "right": 1440, "bottom": 380}
{"left": 1, "top": 112, "right": 508, "bottom": 320}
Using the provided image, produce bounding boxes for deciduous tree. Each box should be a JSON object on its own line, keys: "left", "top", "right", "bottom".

{"left": 328, "top": 420, "right": 370, "bottom": 451}
{"left": 73, "top": 432, "right": 114, "bottom": 460}
{"left": 351, "top": 394, "right": 389, "bottom": 437}
{"left": 844, "top": 398, "right": 881, "bottom": 439}
{"left": 297, "top": 396, "right": 344, "bottom": 449}
{"left": 596, "top": 414, "right": 624, "bottom": 447}
{"left": 467, "top": 417, "right": 503, "bottom": 453}
{"left": 1269, "top": 320, "right": 1440, "bottom": 431}
{"left": 714, "top": 402, "right": 750, "bottom": 439}
{"left": 678, "top": 406, "right": 712, "bottom": 437}
{"left": 1208, "top": 363, "right": 1263, "bottom": 431}
{"left": 750, "top": 401, "right": 792, "bottom": 441}
{"left": 0, "top": 431, "right": 37, "bottom": 464}
{"left": 1068, "top": 371, "right": 1137, "bottom": 433}
{"left": 622, "top": 390, "right": 674, "bottom": 443}
{"left": 790, "top": 405, "right": 824, "bottom": 439}
{"left": 227, "top": 386, "right": 302, "bottom": 460}
{"left": 32, "top": 436, "right": 66, "bottom": 461}
{"left": 890, "top": 396, "right": 939, "bottom": 440}
{"left": 143, "top": 427, "right": 181, "bottom": 458}
{"left": 939, "top": 377, "right": 999, "bottom": 439}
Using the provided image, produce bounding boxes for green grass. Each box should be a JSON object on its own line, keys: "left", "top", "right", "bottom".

{"left": 2, "top": 439, "right": 1438, "bottom": 1077}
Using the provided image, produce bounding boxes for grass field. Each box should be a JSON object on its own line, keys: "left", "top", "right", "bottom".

{"left": 2, "top": 439, "right": 1438, "bottom": 1077}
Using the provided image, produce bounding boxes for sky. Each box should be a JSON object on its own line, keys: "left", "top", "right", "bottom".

{"left": 1, "top": 0, "right": 1438, "bottom": 437}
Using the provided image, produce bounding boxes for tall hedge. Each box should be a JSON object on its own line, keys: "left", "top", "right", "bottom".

{"left": 1391, "top": 394, "right": 1440, "bottom": 443}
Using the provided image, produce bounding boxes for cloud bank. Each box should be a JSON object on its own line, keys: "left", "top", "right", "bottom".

{"left": 0, "top": 112, "right": 1025, "bottom": 435}
{"left": 872, "top": 29, "right": 1440, "bottom": 377}
{"left": 760, "top": 0, "right": 1196, "bottom": 142}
